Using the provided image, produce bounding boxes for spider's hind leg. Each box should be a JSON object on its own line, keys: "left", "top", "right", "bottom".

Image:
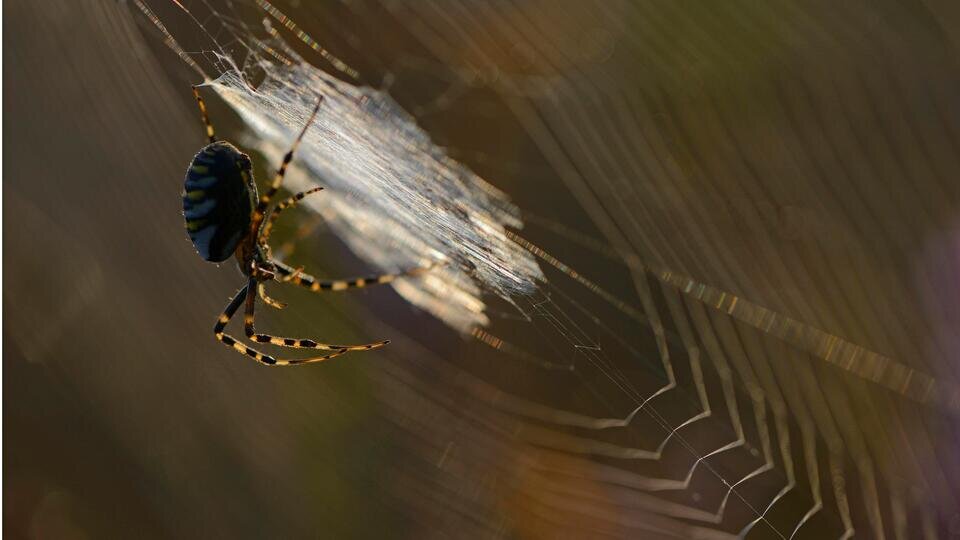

{"left": 192, "top": 86, "right": 217, "bottom": 143}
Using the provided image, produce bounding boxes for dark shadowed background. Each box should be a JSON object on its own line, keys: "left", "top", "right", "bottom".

{"left": 6, "top": 1, "right": 960, "bottom": 538}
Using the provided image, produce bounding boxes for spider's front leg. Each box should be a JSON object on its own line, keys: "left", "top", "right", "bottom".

{"left": 257, "top": 282, "right": 287, "bottom": 310}
{"left": 250, "top": 97, "right": 323, "bottom": 233}
{"left": 248, "top": 249, "right": 288, "bottom": 310}
{"left": 255, "top": 185, "right": 326, "bottom": 310}
{"left": 260, "top": 187, "right": 324, "bottom": 248}
{"left": 273, "top": 259, "right": 440, "bottom": 293}
{"left": 212, "top": 282, "right": 349, "bottom": 366}
{"left": 242, "top": 277, "right": 389, "bottom": 353}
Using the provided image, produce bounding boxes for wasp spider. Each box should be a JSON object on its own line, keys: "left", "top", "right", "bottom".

{"left": 183, "top": 86, "right": 430, "bottom": 366}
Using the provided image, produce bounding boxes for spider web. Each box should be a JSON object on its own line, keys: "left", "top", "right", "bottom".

{"left": 133, "top": 0, "right": 960, "bottom": 537}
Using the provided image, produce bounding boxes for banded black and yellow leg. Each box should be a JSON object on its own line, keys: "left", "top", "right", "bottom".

{"left": 214, "top": 283, "right": 350, "bottom": 366}
{"left": 250, "top": 96, "right": 324, "bottom": 234}
{"left": 192, "top": 86, "right": 216, "bottom": 143}
{"left": 259, "top": 186, "right": 323, "bottom": 247}
{"left": 258, "top": 282, "right": 287, "bottom": 310}
{"left": 243, "top": 278, "right": 389, "bottom": 352}
{"left": 273, "top": 260, "right": 436, "bottom": 293}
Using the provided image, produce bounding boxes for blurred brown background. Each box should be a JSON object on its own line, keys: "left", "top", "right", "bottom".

{"left": 6, "top": 0, "right": 960, "bottom": 538}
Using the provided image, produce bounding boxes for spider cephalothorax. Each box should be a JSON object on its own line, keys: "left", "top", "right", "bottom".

{"left": 184, "top": 86, "right": 432, "bottom": 366}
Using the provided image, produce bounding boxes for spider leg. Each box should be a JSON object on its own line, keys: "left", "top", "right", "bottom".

{"left": 214, "top": 283, "right": 350, "bottom": 366}
{"left": 251, "top": 96, "right": 323, "bottom": 235}
{"left": 284, "top": 266, "right": 306, "bottom": 282}
{"left": 258, "top": 282, "right": 287, "bottom": 310}
{"left": 259, "top": 187, "right": 323, "bottom": 247}
{"left": 273, "top": 260, "right": 438, "bottom": 293}
{"left": 191, "top": 86, "right": 216, "bottom": 143}
{"left": 242, "top": 277, "right": 389, "bottom": 352}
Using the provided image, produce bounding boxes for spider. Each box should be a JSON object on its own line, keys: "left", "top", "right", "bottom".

{"left": 183, "top": 86, "right": 429, "bottom": 366}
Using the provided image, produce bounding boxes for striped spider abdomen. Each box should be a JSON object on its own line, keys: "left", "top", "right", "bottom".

{"left": 182, "top": 141, "right": 257, "bottom": 262}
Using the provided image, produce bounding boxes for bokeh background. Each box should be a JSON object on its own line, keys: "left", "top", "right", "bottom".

{"left": 6, "top": 0, "right": 960, "bottom": 538}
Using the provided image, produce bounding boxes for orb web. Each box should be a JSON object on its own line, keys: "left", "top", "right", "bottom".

{"left": 133, "top": 1, "right": 960, "bottom": 537}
